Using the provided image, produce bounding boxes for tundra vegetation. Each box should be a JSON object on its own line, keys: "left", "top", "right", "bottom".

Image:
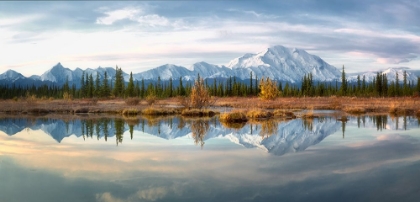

{"left": 0, "top": 66, "right": 419, "bottom": 117}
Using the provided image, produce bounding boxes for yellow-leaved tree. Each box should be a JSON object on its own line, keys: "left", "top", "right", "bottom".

{"left": 259, "top": 77, "right": 280, "bottom": 100}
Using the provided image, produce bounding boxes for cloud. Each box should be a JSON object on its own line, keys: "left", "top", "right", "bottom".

{"left": 96, "top": 7, "right": 143, "bottom": 25}
{"left": 134, "top": 187, "right": 168, "bottom": 201}
{"left": 96, "top": 192, "right": 125, "bottom": 202}
{"left": 1, "top": 1, "right": 420, "bottom": 74}
{"left": 377, "top": 57, "right": 415, "bottom": 64}
{"left": 95, "top": 7, "right": 178, "bottom": 28}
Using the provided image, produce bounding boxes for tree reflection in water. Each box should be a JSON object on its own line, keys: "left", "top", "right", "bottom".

{"left": 258, "top": 120, "right": 278, "bottom": 139}
{"left": 189, "top": 118, "right": 210, "bottom": 149}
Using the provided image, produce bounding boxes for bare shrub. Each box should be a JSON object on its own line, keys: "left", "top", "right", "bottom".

{"left": 63, "top": 92, "right": 73, "bottom": 101}
{"left": 25, "top": 92, "right": 37, "bottom": 105}
{"left": 190, "top": 78, "right": 210, "bottom": 109}
{"left": 146, "top": 95, "right": 157, "bottom": 106}
{"left": 125, "top": 97, "right": 140, "bottom": 106}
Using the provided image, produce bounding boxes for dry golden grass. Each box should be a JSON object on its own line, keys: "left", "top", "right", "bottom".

{"left": 246, "top": 109, "right": 273, "bottom": 119}
{"left": 388, "top": 101, "right": 415, "bottom": 116}
{"left": 219, "top": 110, "right": 248, "bottom": 123}
{"left": 212, "top": 96, "right": 420, "bottom": 113}
{"left": 1, "top": 96, "right": 419, "bottom": 116}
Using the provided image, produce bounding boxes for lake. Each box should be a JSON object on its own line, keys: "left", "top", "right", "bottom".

{"left": 1, "top": 114, "right": 420, "bottom": 202}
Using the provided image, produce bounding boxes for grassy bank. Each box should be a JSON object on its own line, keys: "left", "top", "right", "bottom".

{"left": 0, "top": 96, "right": 419, "bottom": 117}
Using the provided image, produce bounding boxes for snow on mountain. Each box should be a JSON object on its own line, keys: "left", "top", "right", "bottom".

{"left": 134, "top": 64, "right": 193, "bottom": 81}
{"left": 191, "top": 62, "right": 232, "bottom": 79}
{"left": 348, "top": 67, "right": 419, "bottom": 83}
{"left": 40, "top": 63, "right": 74, "bottom": 83}
{"left": 36, "top": 63, "right": 116, "bottom": 87}
{"left": 2, "top": 45, "right": 419, "bottom": 87}
{"left": 0, "top": 70, "right": 25, "bottom": 81}
{"left": 227, "top": 45, "right": 342, "bottom": 82}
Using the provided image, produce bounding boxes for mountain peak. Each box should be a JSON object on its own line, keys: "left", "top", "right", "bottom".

{"left": 0, "top": 69, "right": 25, "bottom": 80}
{"left": 225, "top": 45, "right": 341, "bottom": 82}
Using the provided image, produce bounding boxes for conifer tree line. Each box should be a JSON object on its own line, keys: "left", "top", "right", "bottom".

{"left": 1, "top": 65, "right": 420, "bottom": 99}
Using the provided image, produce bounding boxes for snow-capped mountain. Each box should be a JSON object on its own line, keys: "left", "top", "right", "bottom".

{"left": 348, "top": 67, "right": 419, "bottom": 83}
{"left": 1, "top": 45, "right": 419, "bottom": 87}
{"left": 227, "top": 45, "right": 342, "bottom": 82}
{"left": 133, "top": 64, "right": 194, "bottom": 81}
{"left": 0, "top": 70, "right": 25, "bottom": 81}
{"left": 33, "top": 63, "right": 119, "bottom": 87}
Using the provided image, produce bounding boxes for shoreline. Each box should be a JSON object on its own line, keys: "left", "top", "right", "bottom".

{"left": 0, "top": 96, "right": 419, "bottom": 117}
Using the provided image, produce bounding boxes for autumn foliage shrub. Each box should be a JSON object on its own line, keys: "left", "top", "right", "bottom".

{"left": 259, "top": 77, "right": 279, "bottom": 100}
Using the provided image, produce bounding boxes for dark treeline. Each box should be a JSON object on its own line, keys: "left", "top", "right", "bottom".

{"left": 1, "top": 66, "right": 420, "bottom": 99}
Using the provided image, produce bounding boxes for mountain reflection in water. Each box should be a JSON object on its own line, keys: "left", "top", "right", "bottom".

{"left": 1, "top": 115, "right": 419, "bottom": 155}
{"left": 0, "top": 116, "right": 339, "bottom": 155}
{"left": 1, "top": 114, "right": 420, "bottom": 202}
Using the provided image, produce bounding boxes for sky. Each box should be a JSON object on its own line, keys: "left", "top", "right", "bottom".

{"left": 0, "top": 0, "right": 419, "bottom": 77}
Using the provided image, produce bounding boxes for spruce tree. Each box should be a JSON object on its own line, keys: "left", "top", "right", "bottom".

{"left": 113, "top": 66, "right": 125, "bottom": 97}
{"left": 88, "top": 74, "right": 94, "bottom": 98}
{"left": 403, "top": 71, "right": 408, "bottom": 96}
{"left": 340, "top": 65, "right": 347, "bottom": 96}
{"left": 102, "top": 71, "right": 110, "bottom": 97}
{"left": 395, "top": 72, "right": 400, "bottom": 96}
{"left": 250, "top": 72, "right": 253, "bottom": 95}
{"left": 417, "top": 77, "right": 420, "bottom": 94}
{"left": 126, "top": 72, "right": 135, "bottom": 97}
{"left": 80, "top": 72, "right": 85, "bottom": 98}
{"left": 95, "top": 73, "right": 100, "bottom": 97}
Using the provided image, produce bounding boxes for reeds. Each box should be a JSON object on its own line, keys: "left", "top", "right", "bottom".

{"left": 219, "top": 110, "right": 248, "bottom": 123}
{"left": 246, "top": 109, "right": 273, "bottom": 119}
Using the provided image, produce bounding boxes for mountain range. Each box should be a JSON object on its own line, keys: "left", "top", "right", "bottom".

{"left": 1, "top": 45, "right": 419, "bottom": 87}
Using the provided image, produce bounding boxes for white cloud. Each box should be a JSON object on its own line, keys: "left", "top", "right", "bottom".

{"left": 96, "top": 7, "right": 143, "bottom": 25}
{"left": 136, "top": 14, "right": 169, "bottom": 27}
{"left": 95, "top": 7, "right": 173, "bottom": 28}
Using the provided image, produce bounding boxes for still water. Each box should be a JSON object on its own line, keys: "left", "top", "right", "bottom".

{"left": 1, "top": 114, "right": 420, "bottom": 202}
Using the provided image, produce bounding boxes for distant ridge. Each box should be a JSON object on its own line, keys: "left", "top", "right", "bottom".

{"left": 1, "top": 45, "right": 419, "bottom": 87}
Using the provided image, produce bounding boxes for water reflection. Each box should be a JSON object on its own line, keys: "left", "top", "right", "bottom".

{"left": 1, "top": 114, "right": 420, "bottom": 202}
{"left": 189, "top": 118, "right": 210, "bottom": 148}
{"left": 0, "top": 115, "right": 419, "bottom": 155}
